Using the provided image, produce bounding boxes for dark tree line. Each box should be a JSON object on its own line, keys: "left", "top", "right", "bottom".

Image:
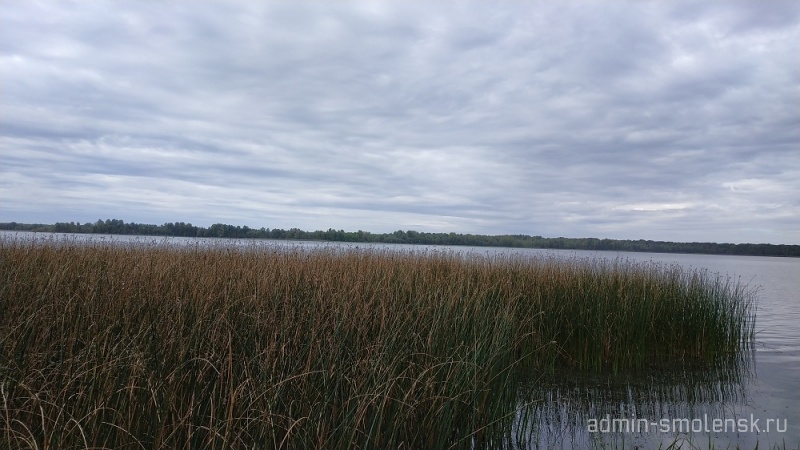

{"left": 1, "top": 219, "right": 798, "bottom": 257}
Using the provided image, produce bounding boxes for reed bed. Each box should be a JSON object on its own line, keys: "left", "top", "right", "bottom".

{"left": 0, "top": 236, "right": 755, "bottom": 449}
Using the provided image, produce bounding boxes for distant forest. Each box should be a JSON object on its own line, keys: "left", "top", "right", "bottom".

{"left": 1, "top": 219, "right": 798, "bottom": 257}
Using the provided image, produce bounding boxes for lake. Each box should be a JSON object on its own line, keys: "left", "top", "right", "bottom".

{"left": 2, "top": 231, "right": 798, "bottom": 448}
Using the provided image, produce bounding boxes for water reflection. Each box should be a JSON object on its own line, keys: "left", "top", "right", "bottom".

{"left": 513, "top": 352, "right": 757, "bottom": 448}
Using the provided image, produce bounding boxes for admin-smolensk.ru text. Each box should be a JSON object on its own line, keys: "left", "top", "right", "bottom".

{"left": 587, "top": 414, "right": 787, "bottom": 434}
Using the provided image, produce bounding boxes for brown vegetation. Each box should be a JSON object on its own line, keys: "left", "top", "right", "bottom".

{"left": 0, "top": 237, "right": 755, "bottom": 449}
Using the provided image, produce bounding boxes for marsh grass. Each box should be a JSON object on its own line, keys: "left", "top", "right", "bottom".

{"left": 0, "top": 237, "right": 755, "bottom": 449}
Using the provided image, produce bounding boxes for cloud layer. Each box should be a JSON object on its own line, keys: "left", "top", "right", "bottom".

{"left": 2, "top": 1, "right": 798, "bottom": 244}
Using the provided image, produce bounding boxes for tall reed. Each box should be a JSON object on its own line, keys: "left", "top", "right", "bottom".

{"left": 0, "top": 237, "right": 755, "bottom": 449}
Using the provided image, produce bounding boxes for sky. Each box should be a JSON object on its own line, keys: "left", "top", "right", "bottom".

{"left": 1, "top": 1, "right": 798, "bottom": 244}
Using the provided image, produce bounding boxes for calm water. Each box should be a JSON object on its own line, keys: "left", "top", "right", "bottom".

{"left": 3, "top": 232, "right": 798, "bottom": 447}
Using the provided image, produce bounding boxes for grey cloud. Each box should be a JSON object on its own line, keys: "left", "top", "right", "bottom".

{"left": 1, "top": 0, "right": 797, "bottom": 244}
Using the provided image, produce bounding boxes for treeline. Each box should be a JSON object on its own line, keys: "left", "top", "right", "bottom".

{"left": 1, "top": 219, "right": 798, "bottom": 257}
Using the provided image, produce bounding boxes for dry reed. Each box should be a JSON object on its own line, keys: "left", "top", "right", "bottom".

{"left": 0, "top": 236, "right": 755, "bottom": 449}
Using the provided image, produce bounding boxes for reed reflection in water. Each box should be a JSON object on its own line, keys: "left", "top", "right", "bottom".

{"left": 513, "top": 351, "right": 757, "bottom": 448}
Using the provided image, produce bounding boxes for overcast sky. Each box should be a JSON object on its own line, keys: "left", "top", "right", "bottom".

{"left": 1, "top": 1, "right": 798, "bottom": 244}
